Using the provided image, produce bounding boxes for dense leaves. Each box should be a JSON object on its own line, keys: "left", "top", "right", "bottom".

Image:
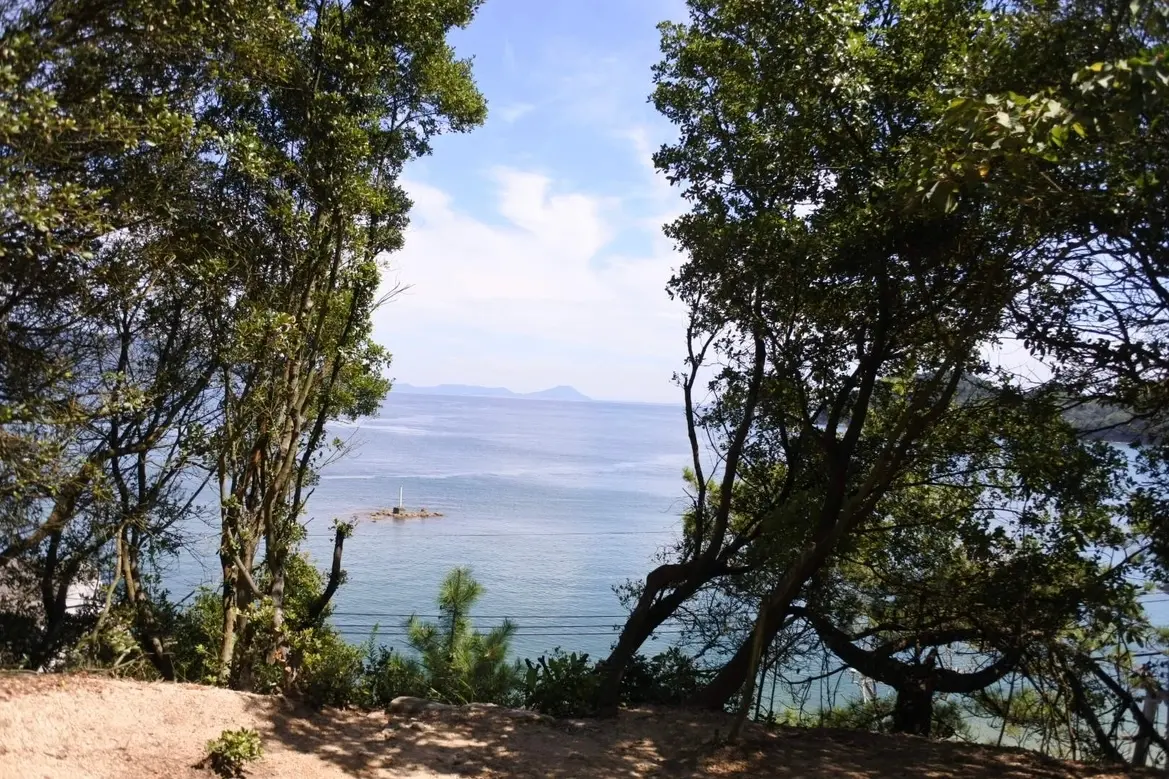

{"left": 0, "top": 0, "right": 486, "bottom": 687}
{"left": 4, "top": 0, "right": 1169, "bottom": 768}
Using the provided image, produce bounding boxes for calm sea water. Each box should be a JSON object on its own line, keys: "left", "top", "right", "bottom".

{"left": 165, "top": 392, "right": 1165, "bottom": 728}
{"left": 169, "top": 394, "right": 692, "bottom": 659}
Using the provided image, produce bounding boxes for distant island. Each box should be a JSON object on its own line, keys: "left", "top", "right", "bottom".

{"left": 392, "top": 383, "right": 592, "bottom": 402}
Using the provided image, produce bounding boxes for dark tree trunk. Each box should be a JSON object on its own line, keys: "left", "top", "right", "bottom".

{"left": 692, "top": 601, "right": 789, "bottom": 709}
{"left": 300, "top": 523, "right": 350, "bottom": 628}
{"left": 596, "top": 563, "right": 703, "bottom": 714}
{"left": 690, "top": 534, "right": 848, "bottom": 710}
{"left": 891, "top": 681, "right": 933, "bottom": 737}
{"left": 27, "top": 532, "right": 68, "bottom": 670}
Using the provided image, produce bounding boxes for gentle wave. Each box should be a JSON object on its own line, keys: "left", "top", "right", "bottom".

{"left": 321, "top": 458, "right": 685, "bottom": 483}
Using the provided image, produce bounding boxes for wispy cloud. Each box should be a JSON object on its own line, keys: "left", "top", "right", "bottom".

{"left": 374, "top": 169, "right": 685, "bottom": 402}
{"left": 495, "top": 102, "right": 535, "bottom": 124}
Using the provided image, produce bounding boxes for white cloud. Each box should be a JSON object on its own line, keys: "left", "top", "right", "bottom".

{"left": 617, "top": 123, "right": 686, "bottom": 238}
{"left": 495, "top": 102, "right": 534, "bottom": 124}
{"left": 372, "top": 168, "right": 687, "bottom": 403}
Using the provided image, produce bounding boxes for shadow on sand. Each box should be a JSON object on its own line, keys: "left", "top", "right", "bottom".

{"left": 247, "top": 698, "right": 1140, "bottom": 779}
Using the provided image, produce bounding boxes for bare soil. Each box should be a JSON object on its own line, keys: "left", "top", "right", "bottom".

{"left": 0, "top": 673, "right": 1147, "bottom": 779}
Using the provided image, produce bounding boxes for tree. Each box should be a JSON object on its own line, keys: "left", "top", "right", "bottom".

{"left": 600, "top": 0, "right": 1090, "bottom": 716}
{"left": 0, "top": 0, "right": 280, "bottom": 671}
{"left": 399, "top": 567, "right": 520, "bottom": 705}
{"left": 0, "top": 0, "right": 488, "bottom": 683}
{"left": 914, "top": 0, "right": 1169, "bottom": 582}
{"left": 597, "top": 1, "right": 1169, "bottom": 735}
{"left": 796, "top": 398, "right": 1139, "bottom": 738}
{"left": 201, "top": 0, "right": 487, "bottom": 687}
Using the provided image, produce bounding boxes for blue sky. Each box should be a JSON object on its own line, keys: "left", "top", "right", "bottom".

{"left": 371, "top": 0, "right": 690, "bottom": 404}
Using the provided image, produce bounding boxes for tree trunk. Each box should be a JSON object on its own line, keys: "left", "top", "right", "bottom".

{"left": 891, "top": 681, "right": 933, "bottom": 737}
{"left": 265, "top": 543, "right": 287, "bottom": 673}
{"left": 596, "top": 563, "right": 703, "bottom": 714}
{"left": 121, "top": 529, "right": 175, "bottom": 680}
{"left": 1134, "top": 686, "right": 1159, "bottom": 767}
{"left": 300, "top": 523, "right": 348, "bottom": 627}
{"left": 691, "top": 500, "right": 870, "bottom": 710}
{"left": 728, "top": 610, "right": 769, "bottom": 742}
{"left": 692, "top": 599, "right": 789, "bottom": 709}
{"left": 690, "top": 534, "right": 844, "bottom": 709}
{"left": 218, "top": 560, "right": 240, "bottom": 685}
{"left": 28, "top": 532, "right": 67, "bottom": 670}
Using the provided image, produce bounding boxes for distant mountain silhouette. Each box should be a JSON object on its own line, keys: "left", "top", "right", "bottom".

{"left": 392, "top": 383, "right": 592, "bottom": 402}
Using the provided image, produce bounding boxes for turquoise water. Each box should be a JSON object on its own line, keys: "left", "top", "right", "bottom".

{"left": 168, "top": 393, "right": 693, "bottom": 660}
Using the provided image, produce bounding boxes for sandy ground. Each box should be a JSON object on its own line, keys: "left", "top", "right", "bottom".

{"left": 0, "top": 672, "right": 1150, "bottom": 779}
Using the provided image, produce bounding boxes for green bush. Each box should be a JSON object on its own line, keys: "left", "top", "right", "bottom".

{"left": 620, "top": 647, "right": 704, "bottom": 706}
{"left": 170, "top": 554, "right": 361, "bottom": 703}
{"left": 170, "top": 587, "right": 228, "bottom": 684}
{"left": 292, "top": 625, "right": 365, "bottom": 708}
{"left": 775, "top": 695, "right": 971, "bottom": 740}
{"left": 205, "top": 727, "right": 262, "bottom": 777}
{"left": 520, "top": 646, "right": 704, "bottom": 717}
{"left": 67, "top": 607, "right": 158, "bottom": 678}
{"left": 520, "top": 650, "right": 601, "bottom": 717}
{"left": 357, "top": 641, "right": 429, "bottom": 708}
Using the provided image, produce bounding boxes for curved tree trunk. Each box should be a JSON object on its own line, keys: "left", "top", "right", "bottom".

{"left": 692, "top": 599, "right": 790, "bottom": 709}
{"left": 596, "top": 563, "right": 704, "bottom": 714}
{"left": 690, "top": 533, "right": 846, "bottom": 710}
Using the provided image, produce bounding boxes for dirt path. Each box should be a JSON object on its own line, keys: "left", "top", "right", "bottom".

{"left": 0, "top": 673, "right": 1145, "bottom": 778}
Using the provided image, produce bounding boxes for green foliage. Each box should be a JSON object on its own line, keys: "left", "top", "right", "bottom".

{"left": 171, "top": 554, "right": 364, "bottom": 707}
{"left": 774, "top": 696, "right": 971, "bottom": 741}
{"left": 0, "top": 0, "right": 488, "bottom": 686}
{"left": 399, "top": 567, "right": 520, "bottom": 705}
{"left": 289, "top": 627, "right": 365, "bottom": 709}
{"left": 619, "top": 647, "right": 705, "bottom": 706}
{"left": 521, "top": 650, "right": 601, "bottom": 717}
{"left": 357, "top": 641, "right": 430, "bottom": 709}
{"left": 521, "top": 647, "right": 706, "bottom": 718}
{"left": 171, "top": 589, "right": 228, "bottom": 685}
{"left": 205, "top": 728, "right": 263, "bottom": 778}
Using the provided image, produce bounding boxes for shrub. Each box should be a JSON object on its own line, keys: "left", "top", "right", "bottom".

{"left": 291, "top": 626, "right": 364, "bottom": 708}
{"left": 170, "top": 587, "right": 227, "bottom": 684}
{"left": 358, "top": 641, "right": 429, "bottom": 708}
{"left": 520, "top": 650, "right": 601, "bottom": 717}
{"left": 205, "top": 727, "right": 262, "bottom": 777}
{"left": 519, "top": 646, "right": 705, "bottom": 717}
{"left": 171, "top": 554, "right": 361, "bottom": 702}
{"left": 67, "top": 607, "right": 157, "bottom": 678}
{"left": 620, "top": 647, "right": 704, "bottom": 706}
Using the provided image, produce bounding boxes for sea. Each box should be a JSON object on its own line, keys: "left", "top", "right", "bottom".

{"left": 168, "top": 393, "right": 694, "bottom": 661}
{"left": 165, "top": 391, "right": 1168, "bottom": 733}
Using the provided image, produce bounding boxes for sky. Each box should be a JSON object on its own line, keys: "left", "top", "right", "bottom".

{"left": 371, "top": 0, "right": 691, "bottom": 404}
